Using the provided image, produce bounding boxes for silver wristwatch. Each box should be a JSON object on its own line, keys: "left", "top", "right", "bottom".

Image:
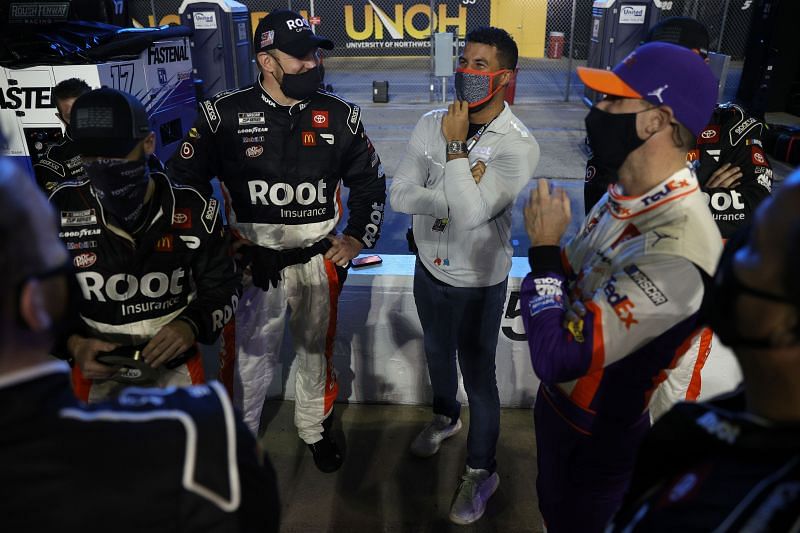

{"left": 446, "top": 140, "right": 468, "bottom": 155}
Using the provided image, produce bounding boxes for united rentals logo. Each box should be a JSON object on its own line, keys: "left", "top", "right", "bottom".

{"left": 302, "top": 131, "right": 316, "bottom": 146}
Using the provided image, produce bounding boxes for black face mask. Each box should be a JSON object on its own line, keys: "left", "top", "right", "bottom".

{"left": 584, "top": 106, "right": 646, "bottom": 177}
{"left": 84, "top": 157, "right": 150, "bottom": 232}
{"left": 706, "top": 227, "right": 797, "bottom": 349}
{"left": 274, "top": 61, "right": 323, "bottom": 101}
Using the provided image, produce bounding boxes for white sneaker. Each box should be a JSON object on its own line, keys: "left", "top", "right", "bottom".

{"left": 448, "top": 466, "right": 500, "bottom": 525}
{"left": 409, "top": 414, "right": 462, "bottom": 457}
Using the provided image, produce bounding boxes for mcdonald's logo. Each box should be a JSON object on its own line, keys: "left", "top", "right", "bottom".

{"left": 302, "top": 131, "right": 316, "bottom": 147}
{"left": 155, "top": 234, "right": 174, "bottom": 252}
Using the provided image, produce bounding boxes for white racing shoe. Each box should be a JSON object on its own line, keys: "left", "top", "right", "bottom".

{"left": 448, "top": 466, "right": 500, "bottom": 525}
{"left": 409, "top": 414, "right": 463, "bottom": 458}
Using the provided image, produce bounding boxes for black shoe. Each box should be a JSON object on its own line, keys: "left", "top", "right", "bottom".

{"left": 307, "top": 431, "right": 343, "bottom": 473}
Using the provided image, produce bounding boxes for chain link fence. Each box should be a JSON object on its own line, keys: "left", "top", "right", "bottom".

{"left": 129, "top": 0, "right": 754, "bottom": 104}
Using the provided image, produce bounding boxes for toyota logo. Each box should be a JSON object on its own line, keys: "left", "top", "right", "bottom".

{"left": 314, "top": 114, "right": 325, "bottom": 124}
{"left": 701, "top": 129, "right": 716, "bottom": 139}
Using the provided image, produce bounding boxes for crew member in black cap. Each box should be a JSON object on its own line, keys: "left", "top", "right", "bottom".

{"left": 169, "top": 10, "right": 386, "bottom": 473}
{"left": 49, "top": 87, "right": 241, "bottom": 403}
{"left": 35, "top": 78, "right": 164, "bottom": 194}
{"left": 0, "top": 140, "right": 279, "bottom": 533}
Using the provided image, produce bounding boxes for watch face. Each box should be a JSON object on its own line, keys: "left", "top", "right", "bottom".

{"left": 447, "top": 141, "right": 466, "bottom": 154}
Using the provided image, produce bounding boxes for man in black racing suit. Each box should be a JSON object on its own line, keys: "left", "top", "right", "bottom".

{"left": 50, "top": 88, "right": 241, "bottom": 403}
{"left": 33, "top": 78, "right": 91, "bottom": 193}
{"left": 0, "top": 157, "right": 279, "bottom": 533}
{"left": 584, "top": 17, "right": 772, "bottom": 240}
{"left": 34, "top": 78, "right": 165, "bottom": 193}
{"left": 168, "top": 10, "right": 386, "bottom": 473}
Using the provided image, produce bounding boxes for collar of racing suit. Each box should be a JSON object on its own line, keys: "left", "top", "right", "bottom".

{"left": 91, "top": 171, "right": 175, "bottom": 256}
{"left": 256, "top": 73, "right": 315, "bottom": 116}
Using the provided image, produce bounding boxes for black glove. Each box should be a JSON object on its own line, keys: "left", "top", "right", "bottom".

{"left": 406, "top": 226, "right": 418, "bottom": 255}
{"left": 243, "top": 246, "right": 283, "bottom": 291}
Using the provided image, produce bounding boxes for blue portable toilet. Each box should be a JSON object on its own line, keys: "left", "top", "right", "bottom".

{"left": 584, "top": 0, "right": 662, "bottom": 105}
{"left": 179, "top": 0, "right": 254, "bottom": 98}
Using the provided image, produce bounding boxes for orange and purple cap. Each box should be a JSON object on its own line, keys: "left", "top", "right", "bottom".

{"left": 577, "top": 42, "right": 717, "bottom": 137}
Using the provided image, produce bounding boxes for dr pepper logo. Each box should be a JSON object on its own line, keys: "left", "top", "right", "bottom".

{"left": 73, "top": 252, "right": 97, "bottom": 269}
{"left": 311, "top": 110, "right": 329, "bottom": 128}
{"left": 245, "top": 145, "right": 264, "bottom": 158}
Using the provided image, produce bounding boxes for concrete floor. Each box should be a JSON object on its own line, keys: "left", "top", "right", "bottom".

{"left": 260, "top": 400, "right": 543, "bottom": 533}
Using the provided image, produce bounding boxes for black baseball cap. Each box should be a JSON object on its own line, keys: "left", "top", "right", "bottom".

{"left": 253, "top": 10, "right": 334, "bottom": 58}
{"left": 70, "top": 88, "right": 151, "bottom": 158}
{"left": 645, "top": 17, "right": 710, "bottom": 58}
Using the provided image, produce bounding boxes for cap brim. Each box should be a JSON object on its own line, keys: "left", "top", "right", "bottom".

{"left": 281, "top": 34, "right": 334, "bottom": 58}
{"left": 75, "top": 138, "right": 140, "bottom": 159}
{"left": 577, "top": 67, "right": 642, "bottom": 98}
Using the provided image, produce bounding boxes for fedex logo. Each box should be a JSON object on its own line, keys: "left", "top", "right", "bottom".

{"left": 603, "top": 277, "right": 638, "bottom": 329}
{"left": 641, "top": 178, "right": 690, "bottom": 206}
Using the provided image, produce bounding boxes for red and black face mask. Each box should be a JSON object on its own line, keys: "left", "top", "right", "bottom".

{"left": 454, "top": 68, "right": 511, "bottom": 110}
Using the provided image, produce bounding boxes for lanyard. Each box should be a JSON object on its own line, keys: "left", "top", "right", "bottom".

{"left": 465, "top": 114, "right": 498, "bottom": 153}
{"left": 466, "top": 123, "right": 490, "bottom": 153}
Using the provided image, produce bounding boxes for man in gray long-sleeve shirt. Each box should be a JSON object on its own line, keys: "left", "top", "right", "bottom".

{"left": 389, "top": 26, "right": 539, "bottom": 525}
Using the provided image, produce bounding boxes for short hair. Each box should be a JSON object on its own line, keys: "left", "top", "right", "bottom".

{"left": 52, "top": 78, "right": 91, "bottom": 103}
{"left": 466, "top": 26, "right": 518, "bottom": 70}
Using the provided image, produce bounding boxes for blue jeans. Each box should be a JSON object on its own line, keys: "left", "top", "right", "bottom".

{"left": 413, "top": 260, "right": 507, "bottom": 472}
